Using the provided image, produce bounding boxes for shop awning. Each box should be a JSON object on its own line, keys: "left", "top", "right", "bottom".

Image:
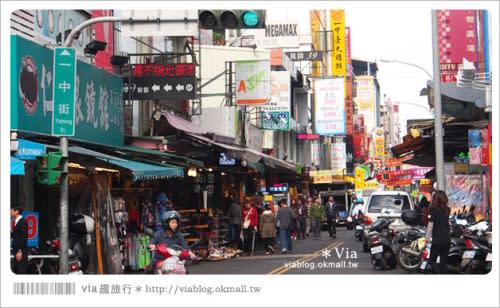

{"left": 120, "top": 145, "right": 204, "bottom": 168}
{"left": 245, "top": 148, "right": 298, "bottom": 175}
{"left": 11, "top": 157, "right": 25, "bottom": 175}
{"left": 67, "top": 146, "right": 184, "bottom": 181}
{"left": 102, "top": 158, "right": 184, "bottom": 181}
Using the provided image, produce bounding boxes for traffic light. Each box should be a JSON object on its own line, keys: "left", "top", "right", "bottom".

{"left": 198, "top": 10, "right": 266, "bottom": 30}
{"left": 47, "top": 151, "right": 67, "bottom": 186}
{"left": 35, "top": 152, "right": 67, "bottom": 186}
{"left": 35, "top": 155, "right": 49, "bottom": 185}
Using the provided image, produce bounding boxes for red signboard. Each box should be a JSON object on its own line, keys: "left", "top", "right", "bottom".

{"left": 92, "top": 10, "right": 114, "bottom": 73}
{"left": 133, "top": 63, "right": 195, "bottom": 78}
{"left": 437, "top": 10, "right": 478, "bottom": 83}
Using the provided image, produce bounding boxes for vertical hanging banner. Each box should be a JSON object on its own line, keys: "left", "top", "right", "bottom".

{"left": 345, "top": 28, "right": 354, "bottom": 136}
{"left": 437, "top": 10, "right": 478, "bottom": 83}
{"left": 261, "top": 71, "right": 291, "bottom": 131}
{"left": 331, "top": 138, "right": 346, "bottom": 176}
{"left": 355, "top": 166, "right": 365, "bottom": 190}
{"left": 330, "top": 10, "right": 346, "bottom": 78}
{"left": 310, "top": 10, "right": 322, "bottom": 77}
{"left": 91, "top": 10, "right": 114, "bottom": 72}
{"left": 354, "top": 75, "right": 376, "bottom": 144}
{"left": 373, "top": 127, "right": 385, "bottom": 160}
{"left": 235, "top": 60, "right": 271, "bottom": 106}
{"left": 313, "top": 78, "right": 346, "bottom": 135}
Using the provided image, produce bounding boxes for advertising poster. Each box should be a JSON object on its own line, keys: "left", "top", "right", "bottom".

{"left": 313, "top": 78, "right": 346, "bottom": 135}
{"left": 437, "top": 10, "right": 478, "bottom": 83}
{"left": 261, "top": 71, "right": 290, "bottom": 130}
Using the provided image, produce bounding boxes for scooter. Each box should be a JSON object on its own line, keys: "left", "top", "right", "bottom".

{"left": 151, "top": 243, "right": 200, "bottom": 275}
{"left": 368, "top": 217, "right": 397, "bottom": 270}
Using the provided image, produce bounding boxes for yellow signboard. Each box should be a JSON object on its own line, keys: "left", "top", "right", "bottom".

{"left": 355, "top": 166, "right": 365, "bottom": 190}
{"left": 310, "top": 170, "right": 334, "bottom": 184}
{"left": 310, "top": 10, "right": 322, "bottom": 77}
{"left": 374, "top": 127, "right": 385, "bottom": 159}
{"left": 264, "top": 195, "right": 273, "bottom": 202}
{"left": 330, "top": 10, "right": 346, "bottom": 77}
{"left": 364, "top": 180, "right": 380, "bottom": 190}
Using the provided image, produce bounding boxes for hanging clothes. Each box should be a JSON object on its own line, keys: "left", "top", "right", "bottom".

{"left": 137, "top": 233, "right": 151, "bottom": 270}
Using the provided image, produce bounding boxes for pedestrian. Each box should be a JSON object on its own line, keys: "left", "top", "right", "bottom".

{"left": 310, "top": 197, "right": 324, "bottom": 239}
{"left": 296, "top": 198, "right": 308, "bottom": 240}
{"left": 324, "top": 195, "right": 338, "bottom": 239}
{"left": 226, "top": 191, "right": 242, "bottom": 249}
{"left": 259, "top": 204, "right": 276, "bottom": 254}
{"left": 290, "top": 198, "right": 299, "bottom": 240}
{"left": 10, "top": 206, "right": 29, "bottom": 274}
{"left": 241, "top": 198, "right": 258, "bottom": 256}
{"left": 276, "top": 199, "right": 295, "bottom": 253}
{"left": 306, "top": 196, "right": 313, "bottom": 237}
{"left": 418, "top": 195, "right": 430, "bottom": 226}
{"left": 425, "top": 190, "right": 451, "bottom": 274}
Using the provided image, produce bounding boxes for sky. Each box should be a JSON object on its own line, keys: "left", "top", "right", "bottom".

{"left": 266, "top": 6, "right": 436, "bottom": 132}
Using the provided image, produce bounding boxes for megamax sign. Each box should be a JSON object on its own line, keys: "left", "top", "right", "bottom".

{"left": 52, "top": 47, "right": 76, "bottom": 136}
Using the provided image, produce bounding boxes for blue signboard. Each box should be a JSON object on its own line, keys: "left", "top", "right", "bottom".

{"left": 11, "top": 35, "right": 124, "bottom": 147}
{"left": 15, "top": 139, "right": 46, "bottom": 160}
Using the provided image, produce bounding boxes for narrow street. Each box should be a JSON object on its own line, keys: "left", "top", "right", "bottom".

{"left": 188, "top": 227, "right": 406, "bottom": 275}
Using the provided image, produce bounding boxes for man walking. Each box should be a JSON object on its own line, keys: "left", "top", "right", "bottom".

{"left": 11, "top": 206, "right": 29, "bottom": 274}
{"left": 324, "top": 195, "right": 338, "bottom": 239}
{"left": 276, "top": 199, "right": 295, "bottom": 253}
{"left": 227, "top": 191, "right": 242, "bottom": 249}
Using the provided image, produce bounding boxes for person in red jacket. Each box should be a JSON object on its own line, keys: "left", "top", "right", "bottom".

{"left": 241, "top": 198, "right": 259, "bottom": 256}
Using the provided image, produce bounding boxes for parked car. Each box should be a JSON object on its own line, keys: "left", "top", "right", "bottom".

{"left": 361, "top": 191, "right": 415, "bottom": 252}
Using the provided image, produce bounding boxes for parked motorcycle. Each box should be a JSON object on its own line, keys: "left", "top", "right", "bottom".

{"left": 368, "top": 217, "right": 397, "bottom": 270}
{"left": 460, "top": 220, "right": 492, "bottom": 274}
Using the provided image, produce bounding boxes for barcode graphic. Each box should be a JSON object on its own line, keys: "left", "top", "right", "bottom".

{"left": 13, "top": 282, "right": 76, "bottom": 295}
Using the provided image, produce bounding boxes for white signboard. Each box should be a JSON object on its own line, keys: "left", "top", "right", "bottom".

{"left": 331, "top": 141, "right": 346, "bottom": 175}
{"left": 313, "top": 78, "right": 346, "bottom": 135}
{"left": 235, "top": 60, "right": 271, "bottom": 106}
{"left": 120, "top": 10, "right": 198, "bottom": 37}
{"left": 255, "top": 20, "right": 300, "bottom": 48}
{"left": 261, "top": 71, "right": 290, "bottom": 130}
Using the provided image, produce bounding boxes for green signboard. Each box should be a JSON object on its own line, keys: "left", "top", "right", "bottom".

{"left": 52, "top": 47, "right": 76, "bottom": 136}
{"left": 261, "top": 111, "right": 290, "bottom": 131}
{"left": 11, "top": 35, "right": 124, "bottom": 146}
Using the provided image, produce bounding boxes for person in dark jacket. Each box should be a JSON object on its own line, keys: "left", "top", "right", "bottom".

{"left": 296, "top": 198, "right": 308, "bottom": 240}
{"left": 324, "top": 195, "right": 338, "bottom": 239}
{"left": 276, "top": 199, "right": 295, "bottom": 253}
{"left": 10, "top": 207, "right": 29, "bottom": 274}
{"left": 425, "top": 190, "right": 451, "bottom": 274}
{"left": 227, "top": 192, "right": 242, "bottom": 249}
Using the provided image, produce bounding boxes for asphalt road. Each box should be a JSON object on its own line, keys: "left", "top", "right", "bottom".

{"left": 187, "top": 227, "right": 407, "bottom": 275}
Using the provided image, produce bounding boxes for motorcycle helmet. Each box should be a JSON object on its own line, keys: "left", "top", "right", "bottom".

{"left": 162, "top": 210, "right": 181, "bottom": 232}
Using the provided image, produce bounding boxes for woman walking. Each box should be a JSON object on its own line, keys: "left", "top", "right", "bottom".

{"left": 425, "top": 190, "right": 451, "bottom": 274}
{"left": 259, "top": 204, "right": 277, "bottom": 254}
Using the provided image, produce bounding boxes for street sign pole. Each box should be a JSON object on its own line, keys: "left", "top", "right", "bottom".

{"left": 53, "top": 46, "right": 76, "bottom": 274}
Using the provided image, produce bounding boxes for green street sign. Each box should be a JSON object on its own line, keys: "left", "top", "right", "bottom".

{"left": 52, "top": 47, "right": 76, "bottom": 136}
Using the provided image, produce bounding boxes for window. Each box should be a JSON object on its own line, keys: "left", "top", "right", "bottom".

{"left": 367, "top": 195, "right": 411, "bottom": 213}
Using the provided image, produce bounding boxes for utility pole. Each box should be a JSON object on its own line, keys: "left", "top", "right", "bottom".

{"left": 59, "top": 15, "right": 197, "bottom": 274}
{"left": 431, "top": 10, "right": 445, "bottom": 191}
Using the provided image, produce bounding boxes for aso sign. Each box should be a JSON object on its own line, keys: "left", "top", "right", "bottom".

{"left": 235, "top": 60, "right": 271, "bottom": 106}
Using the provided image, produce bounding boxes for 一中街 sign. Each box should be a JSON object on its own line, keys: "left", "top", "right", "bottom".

{"left": 52, "top": 47, "right": 76, "bottom": 136}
